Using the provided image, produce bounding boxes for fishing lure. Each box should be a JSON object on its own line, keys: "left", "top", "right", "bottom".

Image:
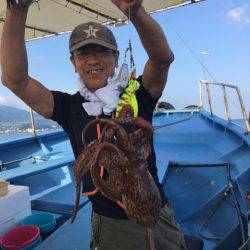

{"left": 116, "top": 79, "right": 140, "bottom": 118}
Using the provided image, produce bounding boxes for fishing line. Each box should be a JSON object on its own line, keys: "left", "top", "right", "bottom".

{"left": 128, "top": 0, "right": 131, "bottom": 38}
{"left": 164, "top": 16, "right": 217, "bottom": 83}
{"left": 164, "top": 16, "right": 248, "bottom": 120}
{"left": 127, "top": 0, "right": 136, "bottom": 76}
{"left": 226, "top": 91, "right": 245, "bottom": 118}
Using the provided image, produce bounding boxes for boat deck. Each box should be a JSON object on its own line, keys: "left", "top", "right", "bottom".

{"left": 39, "top": 203, "right": 92, "bottom": 250}
{"left": 1, "top": 110, "right": 249, "bottom": 250}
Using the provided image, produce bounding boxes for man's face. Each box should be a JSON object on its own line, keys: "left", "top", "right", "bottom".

{"left": 71, "top": 44, "right": 119, "bottom": 92}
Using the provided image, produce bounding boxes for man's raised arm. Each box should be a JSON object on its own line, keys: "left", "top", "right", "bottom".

{"left": 111, "top": 0, "right": 174, "bottom": 98}
{"left": 1, "top": 2, "right": 54, "bottom": 118}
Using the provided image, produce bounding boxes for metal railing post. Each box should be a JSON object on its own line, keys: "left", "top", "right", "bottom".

{"left": 222, "top": 85, "right": 232, "bottom": 121}
{"left": 200, "top": 80, "right": 250, "bottom": 134}
{"left": 235, "top": 87, "right": 250, "bottom": 133}
{"left": 29, "top": 108, "right": 37, "bottom": 136}
{"left": 199, "top": 80, "right": 203, "bottom": 110}
{"left": 205, "top": 81, "right": 213, "bottom": 115}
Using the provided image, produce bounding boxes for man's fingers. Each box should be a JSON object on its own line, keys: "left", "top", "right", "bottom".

{"left": 6, "top": 0, "right": 32, "bottom": 9}
{"left": 6, "top": 0, "right": 16, "bottom": 8}
{"left": 6, "top": 0, "right": 13, "bottom": 7}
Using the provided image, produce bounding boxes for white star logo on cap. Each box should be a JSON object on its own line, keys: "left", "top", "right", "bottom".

{"left": 84, "top": 25, "right": 99, "bottom": 38}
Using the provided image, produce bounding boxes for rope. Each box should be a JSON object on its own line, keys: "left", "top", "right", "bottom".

{"left": 153, "top": 116, "right": 193, "bottom": 130}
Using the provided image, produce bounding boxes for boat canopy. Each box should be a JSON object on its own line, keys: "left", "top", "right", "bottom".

{"left": 0, "top": 0, "right": 203, "bottom": 41}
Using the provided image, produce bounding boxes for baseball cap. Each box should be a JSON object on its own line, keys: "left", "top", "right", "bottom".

{"left": 69, "top": 21, "right": 117, "bottom": 53}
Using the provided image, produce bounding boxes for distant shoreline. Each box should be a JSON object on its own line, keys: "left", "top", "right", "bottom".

{"left": 0, "top": 133, "right": 31, "bottom": 143}
{"left": 0, "top": 129, "right": 63, "bottom": 143}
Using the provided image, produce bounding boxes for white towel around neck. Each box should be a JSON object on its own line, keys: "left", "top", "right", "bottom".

{"left": 78, "top": 76, "right": 121, "bottom": 116}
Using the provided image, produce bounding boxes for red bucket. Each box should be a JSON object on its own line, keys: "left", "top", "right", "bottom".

{"left": 0, "top": 225, "right": 40, "bottom": 250}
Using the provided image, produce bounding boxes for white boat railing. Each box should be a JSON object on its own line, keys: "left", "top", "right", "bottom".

{"left": 199, "top": 79, "right": 250, "bottom": 133}
{"left": 29, "top": 108, "right": 37, "bottom": 136}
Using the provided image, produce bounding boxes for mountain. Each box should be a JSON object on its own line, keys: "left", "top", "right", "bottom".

{"left": 0, "top": 105, "right": 44, "bottom": 122}
{"left": 0, "top": 105, "right": 60, "bottom": 133}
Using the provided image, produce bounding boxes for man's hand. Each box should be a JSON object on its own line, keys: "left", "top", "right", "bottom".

{"left": 7, "top": 0, "right": 33, "bottom": 9}
{"left": 113, "top": 1, "right": 174, "bottom": 99}
{"left": 111, "top": 0, "right": 143, "bottom": 17}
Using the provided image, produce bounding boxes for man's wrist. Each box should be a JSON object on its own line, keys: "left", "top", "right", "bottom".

{"left": 6, "top": 7, "right": 28, "bottom": 18}
{"left": 5, "top": 8, "right": 28, "bottom": 27}
{"left": 130, "top": 6, "right": 146, "bottom": 22}
{"left": 6, "top": 0, "right": 32, "bottom": 10}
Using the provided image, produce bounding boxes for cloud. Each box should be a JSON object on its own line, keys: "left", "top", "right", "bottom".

{"left": 0, "top": 95, "right": 6, "bottom": 105}
{"left": 227, "top": 7, "right": 250, "bottom": 25}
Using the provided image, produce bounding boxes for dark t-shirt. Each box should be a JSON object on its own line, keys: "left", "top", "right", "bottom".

{"left": 50, "top": 76, "right": 168, "bottom": 219}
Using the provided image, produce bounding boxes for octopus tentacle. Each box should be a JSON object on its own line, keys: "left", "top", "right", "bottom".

{"left": 73, "top": 140, "right": 98, "bottom": 180}
{"left": 115, "top": 117, "right": 153, "bottom": 159}
{"left": 81, "top": 119, "right": 127, "bottom": 146}
{"left": 122, "top": 167, "right": 161, "bottom": 227}
{"left": 71, "top": 140, "right": 98, "bottom": 222}
{"left": 71, "top": 179, "right": 81, "bottom": 223}
{"left": 147, "top": 227, "right": 155, "bottom": 250}
{"left": 116, "top": 117, "right": 153, "bottom": 137}
{"left": 131, "top": 133, "right": 151, "bottom": 160}
{"left": 82, "top": 118, "right": 132, "bottom": 154}
{"left": 90, "top": 142, "right": 127, "bottom": 201}
{"left": 117, "top": 104, "right": 134, "bottom": 118}
{"left": 81, "top": 119, "right": 116, "bottom": 146}
{"left": 99, "top": 124, "right": 117, "bottom": 144}
{"left": 117, "top": 117, "right": 153, "bottom": 160}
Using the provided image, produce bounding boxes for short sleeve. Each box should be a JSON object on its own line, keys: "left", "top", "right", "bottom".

{"left": 136, "top": 75, "right": 160, "bottom": 119}
{"left": 50, "top": 91, "right": 72, "bottom": 133}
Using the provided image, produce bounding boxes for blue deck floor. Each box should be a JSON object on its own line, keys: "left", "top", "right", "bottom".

{"left": 153, "top": 111, "right": 250, "bottom": 250}
{"left": 39, "top": 203, "right": 92, "bottom": 250}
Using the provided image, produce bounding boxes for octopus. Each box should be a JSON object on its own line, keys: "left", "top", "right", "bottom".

{"left": 71, "top": 105, "right": 161, "bottom": 250}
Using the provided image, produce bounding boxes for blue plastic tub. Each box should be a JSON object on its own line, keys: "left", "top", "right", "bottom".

{"left": 20, "top": 213, "right": 56, "bottom": 234}
{"left": 41, "top": 222, "right": 56, "bottom": 234}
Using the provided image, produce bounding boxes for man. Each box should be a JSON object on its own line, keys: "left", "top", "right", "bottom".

{"left": 1, "top": 0, "right": 186, "bottom": 249}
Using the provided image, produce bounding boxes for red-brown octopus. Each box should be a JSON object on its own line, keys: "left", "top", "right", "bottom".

{"left": 71, "top": 106, "right": 161, "bottom": 249}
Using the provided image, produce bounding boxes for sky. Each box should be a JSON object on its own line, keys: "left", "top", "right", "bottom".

{"left": 0, "top": 0, "right": 249, "bottom": 119}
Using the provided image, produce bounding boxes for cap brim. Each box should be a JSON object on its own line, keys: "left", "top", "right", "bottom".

{"left": 70, "top": 38, "right": 117, "bottom": 52}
